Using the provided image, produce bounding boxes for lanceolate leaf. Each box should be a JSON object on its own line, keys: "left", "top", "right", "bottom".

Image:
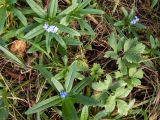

{"left": 65, "top": 62, "right": 77, "bottom": 92}
{"left": 48, "top": 0, "right": 58, "bottom": 18}
{"left": 51, "top": 77, "right": 64, "bottom": 92}
{"left": 62, "top": 97, "right": 79, "bottom": 120}
{"left": 13, "top": 8, "right": 27, "bottom": 26}
{"left": 26, "top": 0, "right": 46, "bottom": 18}
{"left": 0, "top": 45, "right": 25, "bottom": 68}
{"left": 53, "top": 34, "right": 67, "bottom": 49}
{"left": 24, "top": 24, "right": 44, "bottom": 39}
{"left": 0, "top": 7, "right": 6, "bottom": 32}
{"left": 80, "top": 106, "right": 88, "bottom": 120}
{"left": 79, "top": 9, "right": 104, "bottom": 15}
{"left": 25, "top": 96, "right": 61, "bottom": 114}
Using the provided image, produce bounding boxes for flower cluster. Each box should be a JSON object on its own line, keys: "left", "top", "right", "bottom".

{"left": 43, "top": 23, "right": 58, "bottom": 33}
{"left": 130, "top": 16, "right": 139, "bottom": 25}
{"left": 60, "top": 91, "right": 68, "bottom": 99}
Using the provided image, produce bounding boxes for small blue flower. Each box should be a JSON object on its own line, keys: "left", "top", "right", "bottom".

{"left": 43, "top": 23, "right": 59, "bottom": 33}
{"left": 60, "top": 91, "right": 68, "bottom": 99}
{"left": 130, "top": 16, "right": 140, "bottom": 25}
{"left": 43, "top": 23, "right": 49, "bottom": 30}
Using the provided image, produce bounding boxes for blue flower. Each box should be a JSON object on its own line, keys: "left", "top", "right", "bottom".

{"left": 130, "top": 16, "right": 140, "bottom": 25}
{"left": 43, "top": 23, "right": 59, "bottom": 33}
{"left": 60, "top": 91, "right": 68, "bottom": 99}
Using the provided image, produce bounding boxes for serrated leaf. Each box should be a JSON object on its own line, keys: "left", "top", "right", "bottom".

{"left": 117, "top": 58, "right": 127, "bottom": 74}
{"left": 133, "top": 69, "right": 143, "bottom": 79}
{"left": 26, "top": 0, "right": 46, "bottom": 18}
{"left": 80, "top": 105, "right": 88, "bottom": 120}
{"left": 131, "top": 78, "right": 141, "bottom": 86}
{"left": 117, "top": 100, "right": 129, "bottom": 115}
{"left": 105, "top": 96, "right": 116, "bottom": 113}
{"left": 125, "top": 53, "right": 141, "bottom": 63}
{"left": 150, "top": 35, "right": 156, "bottom": 48}
{"left": 129, "top": 67, "right": 137, "bottom": 77}
{"left": 25, "top": 96, "right": 62, "bottom": 114}
{"left": 104, "top": 51, "right": 118, "bottom": 59}
{"left": 115, "top": 87, "right": 132, "bottom": 98}
{"left": 108, "top": 33, "right": 117, "bottom": 52}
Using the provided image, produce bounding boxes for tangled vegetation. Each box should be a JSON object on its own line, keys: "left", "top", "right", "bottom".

{"left": 0, "top": 0, "right": 160, "bottom": 120}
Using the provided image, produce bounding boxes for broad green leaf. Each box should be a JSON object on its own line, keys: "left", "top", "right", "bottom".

{"left": 125, "top": 53, "right": 141, "bottom": 63}
{"left": 48, "top": 0, "right": 58, "bottom": 17}
{"left": 58, "top": 3, "right": 78, "bottom": 17}
{"left": 80, "top": 106, "right": 88, "bottom": 120}
{"left": 0, "top": 45, "right": 25, "bottom": 68}
{"left": 25, "top": 96, "right": 61, "bottom": 114}
{"left": 115, "top": 87, "right": 132, "bottom": 98}
{"left": 65, "top": 61, "right": 77, "bottom": 92}
{"left": 94, "top": 110, "right": 108, "bottom": 120}
{"left": 26, "top": 0, "right": 46, "bottom": 18}
{"left": 62, "top": 97, "right": 79, "bottom": 120}
{"left": 105, "top": 96, "right": 116, "bottom": 113}
{"left": 79, "top": 9, "right": 104, "bottom": 15}
{"left": 115, "top": 71, "right": 123, "bottom": 78}
{"left": 108, "top": 33, "right": 117, "bottom": 52}
{"left": 56, "top": 24, "right": 80, "bottom": 36}
{"left": 133, "top": 69, "right": 143, "bottom": 79}
{"left": 51, "top": 77, "right": 64, "bottom": 92}
{"left": 53, "top": 34, "right": 67, "bottom": 49}
{"left": 134, "top": 23, "right": 146, "bottom": 29}
{"left": 131, "top": 78, "right": 141, "bottom": 86}
{"left": 72, "top": 95, "right": 99, "bottom": 106}
{"left": 117, "top": 100, "right": 129, "bottom": 115}
{"left": 117, "top": 58, "right": 127, "bottom": 74}
{"left": 0, "top": 7, "right": 6, "bottom": 32}
{"left": 129, "top": 67, "right": 137, "bottom": 77}
{"left": 104, "top": 51, "right": 118, "bottom": 59}
{"left": 128, "top": 43, "right": 145, "bottom": 54}
{"left": 92, "top": 75, "right": 112, "bottom": 91}
{"left": 123, "top": 39, "right": 134, "bottom": 52}
{"left": 13, "top": 8, "right": 27, "bottom": 26}
{"left": 24, "top": 24, "right": 44, "bottom": 39}
{"left": 0, "top": 107, "right": 9, "bottom": 120}
{"left": 150, "top": 35, "right": 156, "bottom": 48}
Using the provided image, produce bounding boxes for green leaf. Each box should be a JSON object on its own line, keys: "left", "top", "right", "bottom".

{"left": 72, "top": 77, "right": 92, "bottom": 93}
{"left": 108, "top": 33, "right": 117, "bottom": 52}
{"left": 151, "top": 0, "right": 158, "bottom": 8}
{"left": 78, "top": 0, "right": 91, "bottom": 9}
{"left": 92, "top": 75, "right": 112, "bottom": 91}
{"left": 117, "top": 58, "right": 127, "bottom": 74}
{"left": 0, "top": 107, "right": 9, "bottom": 120}
{"left": 45, "top": 32, "right": 53, "bottom": 53}
{"left": 72, "top": 95, "right": 99, "bottom": 106}
{"left": 115, "top": 87, "right": 132, "bottom": 98}
{"left": 64, "top": 37, "right": 82, "bottom": 46}
{"left": 48, "top": 0, "right": 58, "bottom": 17}
{"left": 105, "top": 96, "right": 116, "bottom": 113}
{"left": 56, "top": 24, "right": 80, "bottom": 36}
{"left": 150, "top": 35, "right": 156, "bottom": 48}
{"left": 24, "top": 24, "right": 44, "bottom": 39}
{"left": 62, "top": 97, "right": 79, "bottom": 120}
{"left": 13, "top": 8, "right": 27, "bottom": 26}
{"left": 53, "top": 34, "right": 67, "bottom": 49}
{"left": 51, "top": 77, "right": 64, "bottom": 92}
{"left": 133, "top": 69, "right": 143, "bottom": 79}
{"left": 58, "top": 3, "right": 78, "bottom": 17}
{"left": 121, "top": 7, "right": 128, "bottom": 17}
{"left": 65, "top": 61, "right": 77, "bottom": 92}
{"left": 114, "top": 21, "right": 124, "bottom": 27}
{"left": 25, "top": 96, "right": 61, "bottom": 114}
{"left": 0, "top": 45, "right": 25, "bottom": 68}
{"left": 26, "top": 0, "right": 46, "bottom": 18}
{"left": 104, "top": 51, "right": 118, "bottom": 59}
{"left": 129, "top": 67, "right": 137, "bottom": 77}
{"left": 131, "top": 78, "right": 141, "bottom": 86}
{"left": 117, "top": 100, "right": 129, "bottom": 115}
{"left": 80, "top": 106, "right": 88, "bottom": 120}
{"left": 0, "top": 7, "right": 6, "bottom": 32}
{"left": 79, "top": 9, "right": 104, "bottom": 15}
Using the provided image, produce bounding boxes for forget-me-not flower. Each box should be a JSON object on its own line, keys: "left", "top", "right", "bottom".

{"left": 43, "top": 23, "right": 59, "bottom": 33}
{"left": 130, "top": 16, "right": 140, "bottom": 25}
{"left": 60, "top": 91, "right": 68, "bottom": 99}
